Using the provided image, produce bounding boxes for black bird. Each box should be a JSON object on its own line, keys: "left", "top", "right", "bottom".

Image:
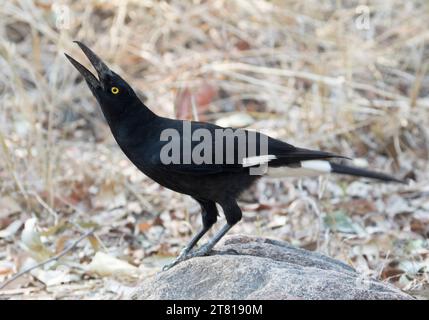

{"left": 65, "top": 42, "right": 404, "bottom": 270}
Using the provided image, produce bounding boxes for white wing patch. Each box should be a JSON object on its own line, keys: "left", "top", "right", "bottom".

{"left": 242, "top": 155, "right": 277, "bottom": 167}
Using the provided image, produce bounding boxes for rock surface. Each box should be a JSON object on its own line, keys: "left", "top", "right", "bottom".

{"left": 131, "top": 235, "right": 412, "bottom": 300}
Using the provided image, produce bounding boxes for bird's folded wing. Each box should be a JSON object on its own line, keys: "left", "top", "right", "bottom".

{"left": 156, "top": 163, "right": 244, "bottom": 175}
{"left": 148, "top": 130, "right": 346, "bottom": 175}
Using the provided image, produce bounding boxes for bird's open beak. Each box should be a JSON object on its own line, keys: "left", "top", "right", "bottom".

{"left": 64, "top": 41, "right": 113, "bottom": 90}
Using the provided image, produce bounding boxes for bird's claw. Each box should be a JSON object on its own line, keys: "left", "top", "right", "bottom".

{"left": 161, "top": 245, "right": 213, "bottom": 271}
{"left": 187, "top": 244, "right": 212, "bottom": 258}
{"left": 162, "top": 247, "right": 191, "bottom": 271}
{"left": 161, "top": 259, "right": 181, "bottom": 271}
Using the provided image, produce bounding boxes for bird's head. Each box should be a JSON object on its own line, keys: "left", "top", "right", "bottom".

{"left": 65, "top": 41, "right": 143, "bottom": 121}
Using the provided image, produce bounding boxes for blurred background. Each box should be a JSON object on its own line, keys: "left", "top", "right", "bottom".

{"left": 0, "top": 0, "right": 428, "bottom": 299}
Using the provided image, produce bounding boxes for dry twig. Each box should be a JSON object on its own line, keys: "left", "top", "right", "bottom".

{"left": 0, "top": 228, "right": 94, "bottom": 290}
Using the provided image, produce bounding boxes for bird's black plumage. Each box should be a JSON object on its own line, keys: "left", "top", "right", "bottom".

{"left": 65, "top": 42, "right": 404, "bottom": 270}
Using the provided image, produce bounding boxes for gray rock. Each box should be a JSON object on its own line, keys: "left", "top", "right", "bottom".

{"left": 131, "top": 235, "right": 412, "bottom": 300}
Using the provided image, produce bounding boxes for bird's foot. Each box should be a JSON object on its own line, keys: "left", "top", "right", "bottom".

{"left": 161, "top": 244, "right": 214, "bottom": 271}
{"left": 162, "top": 247, "right": 192, "bottom": 271}
{"left": 186, "top": 243, "right": 214, "bottom": 258}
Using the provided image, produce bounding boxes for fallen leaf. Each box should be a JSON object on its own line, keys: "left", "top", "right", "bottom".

{"left": 104, "top": 279, "right": 136, "bottom": 297}
{"left": 196, "top": 82, "right": 217, "bottom": 107}
{"left": 138, "top": 222, "right": 152, "bottom": 233}
{"left": 86, "top": 252, "right": 140, "bottom": 279}
{"left": 175, "top": 87, "right": 192, "bottom": 120}
{"left": 235, "top": 39, "right": 250, "bottom": 51}
{"left": 91, "top": 180, "right": 127, "bottom": 210}
{"left": 174, "top": 83, "right": 217, "bottom": 120}
{"left": 385, "top": 195, "right": 413, "bottom": 216}
{"left": 0, "top": 261, "right": 15, "bottom": 276}
{"left": 0, "top": 196, "right": 21, "bottom": 218}
{"left": 30, "top": 268, "right": 79, "bottom": 287}
{"left": 0, "top": 220, "right": 23, "bottom": 238}
{"left": 20, "top": 218, "right": 51, "bottom": 261}
{"left": 338, "top": 199, "right": 376, "bottom": 215}
{"left": 324, "top": 211, "right": 366, "bottom": 235}
{"left": 88, "top": 235, "right": 100, "bottom": 251}
{"left": 55, "top": 235, "right": 70, "bottom": 253}
{"left": 346, "top": 181, "right": 373, "bottom": 198}
{"left": 266, "top": 215, "right": 287, "bottom": 229}
{"left": 381, "top": 264, "right": 404, "bottom": 280}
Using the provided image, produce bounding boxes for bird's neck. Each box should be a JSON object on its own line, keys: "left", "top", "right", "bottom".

{"left": 105, "top": 97, "right": 155, "bottom": 120}
{"left": 101, "top": 99, "right": 158, "bottom": 137}
{"left": 128, "top": 99, "right": 157, "bottom": 121}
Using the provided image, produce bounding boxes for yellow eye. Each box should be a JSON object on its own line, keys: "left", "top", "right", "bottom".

{"left": 111, "top": 87, "right": 119, "bottom": 94}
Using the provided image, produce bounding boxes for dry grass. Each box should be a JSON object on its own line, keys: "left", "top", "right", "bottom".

{"left": 0, "top": 0, "right": 428, "bottom": 299}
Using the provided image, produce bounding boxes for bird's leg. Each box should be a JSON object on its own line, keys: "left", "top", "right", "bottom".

{"left": 162, "top": 199, "right": 218, "bottom": 271}
{"left": 189, "top": 199, "right": 241, "bottom": 258}
{"left": 188, "top": 223, "right": 234, "bottom": 258}
{"left": 162, "top": 226, "right": 211, "bottom": 271}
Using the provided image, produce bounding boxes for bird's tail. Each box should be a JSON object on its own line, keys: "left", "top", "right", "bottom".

{"left": 328, "top": 162, "right": 404, "bottom": 183}
{"left": 267, "top": 159, "right": 405, "bottom": 183}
